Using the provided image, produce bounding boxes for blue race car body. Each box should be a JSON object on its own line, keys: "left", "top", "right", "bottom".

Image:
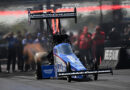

{"left": 53, "top": 43, "right": 86, "bottom": 77}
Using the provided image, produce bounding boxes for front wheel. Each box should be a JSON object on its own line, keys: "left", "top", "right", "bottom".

{"left": 93, "top": 60, "right": 98, "bottom": 80}
{"left": 66, "top": 62, "right": 71, "bottom": 82}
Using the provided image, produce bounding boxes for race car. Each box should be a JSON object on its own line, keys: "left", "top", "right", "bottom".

{"left": 37, "top": 41, "right": 113, "bottom": 82}
{"left": 27, "top": 8, "right": 113, "bottom": 82}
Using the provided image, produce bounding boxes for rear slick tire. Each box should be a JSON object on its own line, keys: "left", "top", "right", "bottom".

{"left": 36, "top": 62, "right": 42, "bottom": 80}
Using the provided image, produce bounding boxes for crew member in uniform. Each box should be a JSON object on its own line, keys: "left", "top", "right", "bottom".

{"left": 92, "top": 26, "right": 105, "bottom": 66}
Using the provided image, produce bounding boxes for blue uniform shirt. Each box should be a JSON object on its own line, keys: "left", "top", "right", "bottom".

{"left": 7, "top": 37, "right": 17, "bottom": 48}
{"left": 22, "top": 38, "right": 33, "bottom": 45}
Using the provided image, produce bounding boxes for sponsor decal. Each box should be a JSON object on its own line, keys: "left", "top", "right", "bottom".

{"left": 30, "top": 12, "right": 76, "bottom": 19}
{"left": 41, "top": 65, "right": 55, "bottom": 78}
{"left": 104, "top": 50, "right": 119, "bottom": 60}
{"left": 43, "top": 69, "right": 53, "bottom": 74}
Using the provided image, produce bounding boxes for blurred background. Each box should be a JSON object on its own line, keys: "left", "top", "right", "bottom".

{"left": 0, "top": 0, "right": 130, "bottom": 60}
{"left": 0, "top": 0, "right": 129, "bottom": 34}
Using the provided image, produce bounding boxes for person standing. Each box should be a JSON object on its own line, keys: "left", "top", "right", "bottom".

{"left": 22, "top": 32, "right": 33, "bottom": 71}
{"left": 16, "top": 31, "right": 24, "bottom": 72}
{"left": 92, "top": 26, "right": 105, "bottom": 66}
{"left": 109, "top": 27, "right": 121, "bottom": 46}
{"left": 22, "top": 32, "right": 33, "bottom": 46}
{"left": 78, "top": 26, "right": 93, "bottom": 67}
{"left": 34, "top": 33, "right": 47, "bottom": 46}
{"left": 122, "top": 27, "right": 130, "bottom": 46}
{"left": 3, "top": 32, "right": 17, "bottom": 73}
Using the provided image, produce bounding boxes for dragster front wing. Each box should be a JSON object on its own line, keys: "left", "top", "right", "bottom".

{"left": 58, "top": 69, "right": 113, "bottom": 76}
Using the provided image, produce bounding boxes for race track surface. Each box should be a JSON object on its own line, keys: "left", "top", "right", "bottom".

{"left": 0, "top": 69, "right": 130, "bottom": 90}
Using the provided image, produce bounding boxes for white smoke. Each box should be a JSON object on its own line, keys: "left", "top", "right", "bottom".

{"left": 0, "top": 5, "right": 32, "bottom": 25}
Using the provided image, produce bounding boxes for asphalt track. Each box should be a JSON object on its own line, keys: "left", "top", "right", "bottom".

{"left": 0, "top": 68, "right": 130, "bottom": 90}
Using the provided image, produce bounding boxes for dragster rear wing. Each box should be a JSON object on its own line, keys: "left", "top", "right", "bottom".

{"left": 58, "top": 69, "right": 113, "bottom": 76}
{"left": 28, "top": 8, "right": 77, "bottom": 23}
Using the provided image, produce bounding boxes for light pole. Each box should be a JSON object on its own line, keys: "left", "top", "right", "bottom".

{"left": 99, "top": 0, "right": 103, "bottom": 25}
{"left": 33, "top": 5, "right": 44, "bottom": 33}
{"left": 112, "top": 0, "right": 123, "bottom": 23}
{"left": 39, "top": 5, "right": 44, "bottom": 33}
{"left": 46, "top": 0, "right": 53, "bottom": 35}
